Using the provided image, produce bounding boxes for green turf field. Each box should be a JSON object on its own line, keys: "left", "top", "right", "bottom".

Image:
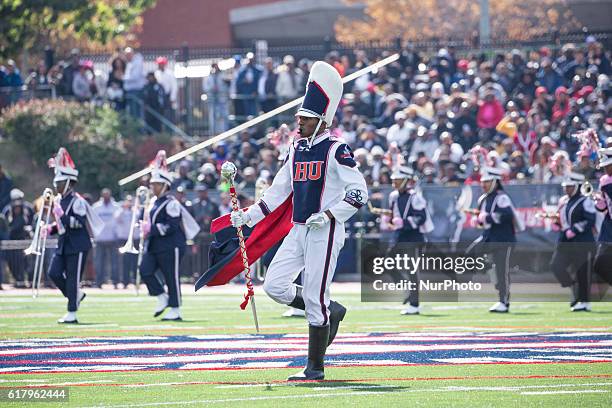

{"left": 0, "top": 287, "right": 611, "bottom": 407}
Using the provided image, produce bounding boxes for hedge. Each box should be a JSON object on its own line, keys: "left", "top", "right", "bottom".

{"left": 0, "top": 100, "right": 171, "bottom": 195}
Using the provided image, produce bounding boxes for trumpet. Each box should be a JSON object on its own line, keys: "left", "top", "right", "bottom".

{"left": 25, "top": 188, "right": 55, "bottom": 298}
{"left": 580, "top": 181, "right": 602, "bottom": 201}
{"left": 462, "top": 208, "right": 481, "bottom": 215}
{"left": 118, "top": 186, "right": 151, "bottom": 295}
{"left": 367, "top": 201, "right": 392, "bottom": 216}
{"left": 535, "top": 210, "right": 560, "bottom": 221}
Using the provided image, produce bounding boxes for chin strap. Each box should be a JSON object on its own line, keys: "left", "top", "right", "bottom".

{"left": 570, "top": 185, "right": 578, "bottom": 197}
{"left": 307, "top": 118, "right": 324, "bottom": 149}
{"left": 487, "top": 180, "right": 498, "bottom": 194}
{"left": 62, "top": 181, "right": 72, "bottom": 196}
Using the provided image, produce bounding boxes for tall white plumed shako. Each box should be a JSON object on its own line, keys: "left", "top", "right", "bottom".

{"left": 599, "top": 147, "right": 612, "bottom": 168}
{"left": 480, "top": 166, "right": 504, "bottom": 182}
{"left": 561, "top": 171, "right": 586, "bottom": 187}
{"left": 150, "top": 150, "right": 173, "bottom": 185}
{"left": 296, "top": 61, "right": 343, "bottom": 127}
{"left": 48, "top": 147, "right": 79, "bottom": 183}
{"left": 390, "top": 166, "right": 415, "bottom": 180}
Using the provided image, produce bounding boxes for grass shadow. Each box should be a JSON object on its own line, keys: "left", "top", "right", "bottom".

{"left": 274, "top": 380, "right": 408, "bottom": 392}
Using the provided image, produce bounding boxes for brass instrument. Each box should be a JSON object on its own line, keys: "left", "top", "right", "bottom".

{"left": 580, "top": 180, "right": 602, "bottom": 200}
{"left": 535, "top": 210, "right": 560, "bottom": 221}
{"left": 367, "top": 201, "right": 392, "bottom": 216}
{"left": 118, "top": 186, "right": 151, "bottom": 295}
{"left": 25, "top": 188, "right": 54, "bottom": 298}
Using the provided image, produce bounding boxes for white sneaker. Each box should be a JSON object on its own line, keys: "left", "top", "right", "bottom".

{"left": 400, "top": 304, "right": 420, "bottom": 315}
{"left": 282, "top": 308, "right": 306, "bottom": 318}
{"left": 58, "top": 311, "right": 78, "bottom": 324}
{"left": 154, "top": 293, "right": 169, "bottom": 317}
{"left": 489, "top": 302, "right": 509, "bottom": 313}
{"left": 77, "top": 290, "right": 86, "bottom": 309}
{"left": 162, "top": 307, "right": 182, "bottom": 321}
{"left": 571, "top": 302, "right": 592, "bottom": 312}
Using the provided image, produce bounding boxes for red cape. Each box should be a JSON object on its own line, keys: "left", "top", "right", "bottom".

{"left": 196, "top": 195, "right": 293, "bottom": 288}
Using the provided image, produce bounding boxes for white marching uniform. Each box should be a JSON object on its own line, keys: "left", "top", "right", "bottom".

{"left": 245, "top": 130, "right": 368, "bottom": 325}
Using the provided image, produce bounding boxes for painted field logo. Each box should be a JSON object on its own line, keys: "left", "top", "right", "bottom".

{"left": 0, "top": 332, "right": 611, "bottom": 374}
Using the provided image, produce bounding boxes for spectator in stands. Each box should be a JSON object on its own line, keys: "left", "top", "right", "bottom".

{"left": 512, "top": 70, "right": 537, "bottom": 98}
{"left": 123, "top": 47, "right": 146, "bottom": 119}
{"left": 587, "top": 39, "right": 611, "bottom": 75}
{"left": 258, "top": 149, "right": 278, "bottom": 176}
{"left": 92, "top": 189, "right": 119, "bottom": 288}
{"left": 551, "top": 86, "right": 570, "bottom": 124}
{"left": 477, "top": 87, "right": 505, "bottom": 134}
{"left": 2, "top": 59, "right": 23, "bottom": 104}
{"left": 58, "top": 48, "right": 80, "bottom": 96}
{"left": 27, "top": 60, "right": 49, "bottom": 88}
{"left": 258, "top": 57, "right": 278, "bottom": 114}
{"left": 107, "top": 54, "right": 126, "bottom": 110}
{"left": 229, "top": 56, "right": 243, "bottom": 121}
{"left": 238, "top": 167, "right": 257, "bottom": 190}
{"left": 276, "top": 55, "right": 302, "bottom": 104}
{"left": 72, "top": 62, "right": 93, "bottom": 101}
{"left": 154, "top": 56, "right": 177, "bottom": 123}
{"left": 171, "top": 161, "right": 195, "bottom": 191}
{"left": 537, "top": 58, "right": 564, "bottom": 94}
{"left": 218, "top": 192, "right": 232, "bottom": 215}
{"left": 409, "top": 127, "right": 439, "bottom": 163}
{"left": 142, "top": 72, "right": 166, "bottom": 132}
{"left": 235, "top": 142, "right": 258, "bottom": 170}
{"left": 433, "top": 131, "right": 464, "bottom": 165}
{"left": 236, "top": 53, "right": 261, "bottom": 119}
{"left": 204, "top": 62, "right": 230, "bottom": 134}
{"left": 197, "top": 163, "right": 218, "bottom": 189}
{"left": 326, "top": 51, "right": 345, "bottom": 77}
{"left": 192, "top": 185, "right": 219, "bottom": 232}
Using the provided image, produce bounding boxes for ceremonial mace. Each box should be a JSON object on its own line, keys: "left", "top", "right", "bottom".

{"left": 221, "top": 161, "right": 260, "bottom": 333}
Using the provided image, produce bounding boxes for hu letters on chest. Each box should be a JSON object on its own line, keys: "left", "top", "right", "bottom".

{"left": 293, "top": 161, "right": 323, "bottom": 181}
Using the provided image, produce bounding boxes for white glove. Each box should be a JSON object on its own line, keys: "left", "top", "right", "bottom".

{"left": 230, "top": 210, "right": 251, "bottom": 228}
{"left": 305, "top": 212, "right": 330, "bottom": 230}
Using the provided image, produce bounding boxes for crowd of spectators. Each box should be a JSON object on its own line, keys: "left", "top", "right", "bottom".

{"left": 165, "top": 36, "right": 611, "bottom": 198}
{"left": 0, "top": 47, "right": 178, "bottom": 130}
{"left": 4, "top": 37, "right": 610, "bottom": 205}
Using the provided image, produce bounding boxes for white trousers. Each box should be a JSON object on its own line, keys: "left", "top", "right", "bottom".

{"left": 263, "top": 220, "right": 345, "bottom": 326}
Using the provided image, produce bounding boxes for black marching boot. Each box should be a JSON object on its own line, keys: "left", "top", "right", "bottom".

{"left": 327, "top": 301, "right": 346, "bottom": 346}
{"left": 289, "top": 286, "right": 346, "bottom": 346}
{"left": 288, "top": 286, "right": 306, "bottom": 310}
{"left": 287, "top": 324, "right": 330, "bottom": 381}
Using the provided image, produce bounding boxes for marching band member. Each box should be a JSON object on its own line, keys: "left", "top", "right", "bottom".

{"left": 550, "top": 171, "right": 596, "bottom": 311}
{"left": 1, "top": 189, "right": 35, "bottom": 287}
{"left": 384, "top": 166, "right": 433, "bottom": 315}
{"left": 45, "top": 148, "right": 103, "bottom": 323}
{"left": 594, "top": 147, "right": 612, "bottom": 289}
{"left": 140, "top": 151, "right": 200, "bottom": 321}
{"left": 474, "top": 166, "right": 524, "bottom": 313}
{"left": 230, "top": 61, "right": 368, "bottom": 380}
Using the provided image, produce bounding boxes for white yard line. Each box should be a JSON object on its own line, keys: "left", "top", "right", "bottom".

{"left": 521, "top": 390, "right": 609, "bottom": 395}
{"left": 78, "top": 390, "right": 394, "bottom": 408}
{"left": 77, "top": 382, "right": 612, "bottom": 407}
